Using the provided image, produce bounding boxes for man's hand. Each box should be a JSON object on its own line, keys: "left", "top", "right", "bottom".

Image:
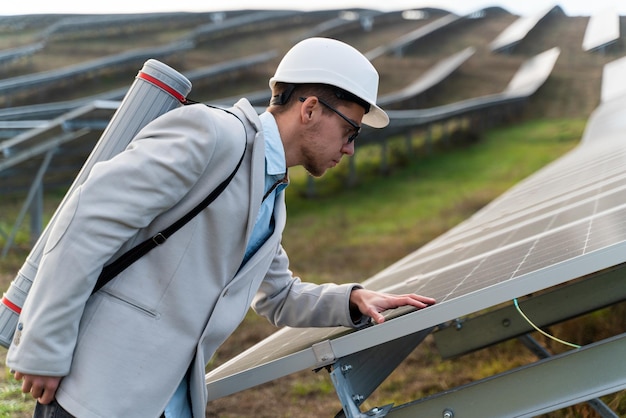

{"left": 13, "top": 371, "right": 62, "bottom": 404}
{"left": 349, "top": 288, "right": 436, "bottom": 324}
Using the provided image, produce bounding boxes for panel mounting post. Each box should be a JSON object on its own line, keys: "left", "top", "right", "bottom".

{"left": 330, "top": 358, "right": 393, "bottom": 418}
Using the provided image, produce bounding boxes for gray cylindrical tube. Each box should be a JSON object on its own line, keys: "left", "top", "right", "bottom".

{"left": 0, "top": 59, "right": 192, "bottom": 348}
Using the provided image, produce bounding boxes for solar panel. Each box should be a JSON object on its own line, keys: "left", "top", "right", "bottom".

{"left": 490, "top": 5, "right": 557, "bottom": 53}
{"left": 601, "top": 55, "right": 626, "bottom": 104}
{"left": 377, "top": 47, "right": 475, "bottom": 107}
{"left": 206, "top": 67, "right": 626, "bottom": 414}
{"left": 582, "top": 7, "right": 620, "bottom": 52}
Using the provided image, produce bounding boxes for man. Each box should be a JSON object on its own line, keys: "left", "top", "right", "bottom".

{"left": 7, "top": 37, "right": 435, "bottom": 417}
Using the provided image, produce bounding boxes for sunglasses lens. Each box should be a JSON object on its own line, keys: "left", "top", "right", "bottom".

{"left": 348, "top": 129, "right": 360, "bottom": 143}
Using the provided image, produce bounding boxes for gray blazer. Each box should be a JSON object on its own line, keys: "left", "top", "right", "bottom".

{"left": 7, "top": 99, "right": 363, "bottom": 418}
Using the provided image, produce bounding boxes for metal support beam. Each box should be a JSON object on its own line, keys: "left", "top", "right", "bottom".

{"left": 329, "top": 328, "right": 432, "bottom": 418}
{"left": 29, "top": 181, "right": 43, "bottom": 247}
{"left": 0, "top": 128, "right": 89, "bottom": 172}
{"left": 385, "top": 333, "right": 626, "bottom": 418}
{"left": 2, "top": 149, "right": 54, "bottom": 258}
{"left": 404, "top": 131, "right": 412, "bottom": 155}
{"left": 519, "top": 334, "right": 619, "bottom": 418}
{"left": 331, "top": 364, "right": 393, "bottom": 418}
{"left": 379, "top": 138, "right": 388, "bottom": 175}
{"left": 425, "top": 124, "right": 432, "bottom": 154}
{"left": 305, "top": 175, "right": 316, "bottom": 198}
{"left": 433, "top": 268, "right": 626, "bottom": 359}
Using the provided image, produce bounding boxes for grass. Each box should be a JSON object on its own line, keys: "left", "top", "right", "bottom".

{"left": 1, "top": 114, "right": 623, "bottom": 417}
{"left": 0, "top": 352, "right": 30, "bottom": 417}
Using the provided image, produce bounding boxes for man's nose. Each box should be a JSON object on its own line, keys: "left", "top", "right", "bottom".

{"left": 342, "top": 141, "right": 355, "bottom": 156}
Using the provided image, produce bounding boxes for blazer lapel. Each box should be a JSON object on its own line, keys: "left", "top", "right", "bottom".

{"left": 245, "top": 131, "right": 266, "bottom": 242}
{"left": 232, "top": 99, "right": 267, "bottom": 246}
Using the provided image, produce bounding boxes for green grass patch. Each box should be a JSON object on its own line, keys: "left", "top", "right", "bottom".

{"left": 0, "top": 353, "right": 33, "bottom": 417}
{"left": 280, "top": 118, "right": 583, "bottom": 281}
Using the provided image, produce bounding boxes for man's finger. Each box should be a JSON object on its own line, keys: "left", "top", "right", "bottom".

{"left": 38, "top": 387, "right": 56, "bottom": 405}
{"left": 28, "top": 381, "right": 43, "bottom": 399}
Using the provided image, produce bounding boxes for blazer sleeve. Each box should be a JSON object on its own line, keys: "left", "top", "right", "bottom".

{"left": 251, "top": 245, "right": 370, "bottom": 329}
{"left": 6, "top": 104, "right": 243, "bottom": 376}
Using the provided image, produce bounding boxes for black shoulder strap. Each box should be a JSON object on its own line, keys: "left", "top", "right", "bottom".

{"left": 92, "top": 104, "right": 248, "bottom": 294}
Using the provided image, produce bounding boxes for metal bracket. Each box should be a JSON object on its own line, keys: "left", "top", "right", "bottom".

{"left": 312, "top": 339, "right": 336, "bottom": 366}
{"left": 330, "top": 359, "right": 393, "bottom": 418}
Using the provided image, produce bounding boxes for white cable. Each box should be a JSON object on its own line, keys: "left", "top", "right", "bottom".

{"left": 513, "top": 298, "right": 581, "bottom": 349}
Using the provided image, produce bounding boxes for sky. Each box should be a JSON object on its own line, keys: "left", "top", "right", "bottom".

{"left": 2, "top": 1, "right": 625, "bottom": 17}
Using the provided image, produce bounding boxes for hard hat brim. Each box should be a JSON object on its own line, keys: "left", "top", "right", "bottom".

{"left": 363, "top": 104, "right": 389, "bottom": 129}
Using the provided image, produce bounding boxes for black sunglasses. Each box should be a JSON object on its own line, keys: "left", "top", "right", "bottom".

{"left": 299, "top": 97, "right": 361, "bottom": 143}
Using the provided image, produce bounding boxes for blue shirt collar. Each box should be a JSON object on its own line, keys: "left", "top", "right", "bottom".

{"left": 259, "top": 111, "right": 287, "bottom": 178}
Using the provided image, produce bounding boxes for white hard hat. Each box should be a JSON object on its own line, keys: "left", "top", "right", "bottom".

{"left": 269, "top": 37, "right": 389, "bottom": 128}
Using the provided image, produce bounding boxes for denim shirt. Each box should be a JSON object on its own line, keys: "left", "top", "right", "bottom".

{"left": 164, "top": 111, "right": 287, "bottom": 418}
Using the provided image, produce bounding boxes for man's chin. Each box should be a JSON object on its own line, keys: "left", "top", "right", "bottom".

{"left": 305, "top": 169, "right": 326, "bottom": 178}
{"left": 304, "top": 164, "right": 327, "bottom": 178}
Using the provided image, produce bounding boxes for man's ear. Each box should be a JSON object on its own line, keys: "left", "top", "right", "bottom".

{"left": 299, "top": 96, "right": 318, "bottom": 123}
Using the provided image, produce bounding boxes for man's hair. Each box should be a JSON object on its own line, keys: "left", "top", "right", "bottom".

{"left": 269, "top": 82, "right": 370, "bottom": 116}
